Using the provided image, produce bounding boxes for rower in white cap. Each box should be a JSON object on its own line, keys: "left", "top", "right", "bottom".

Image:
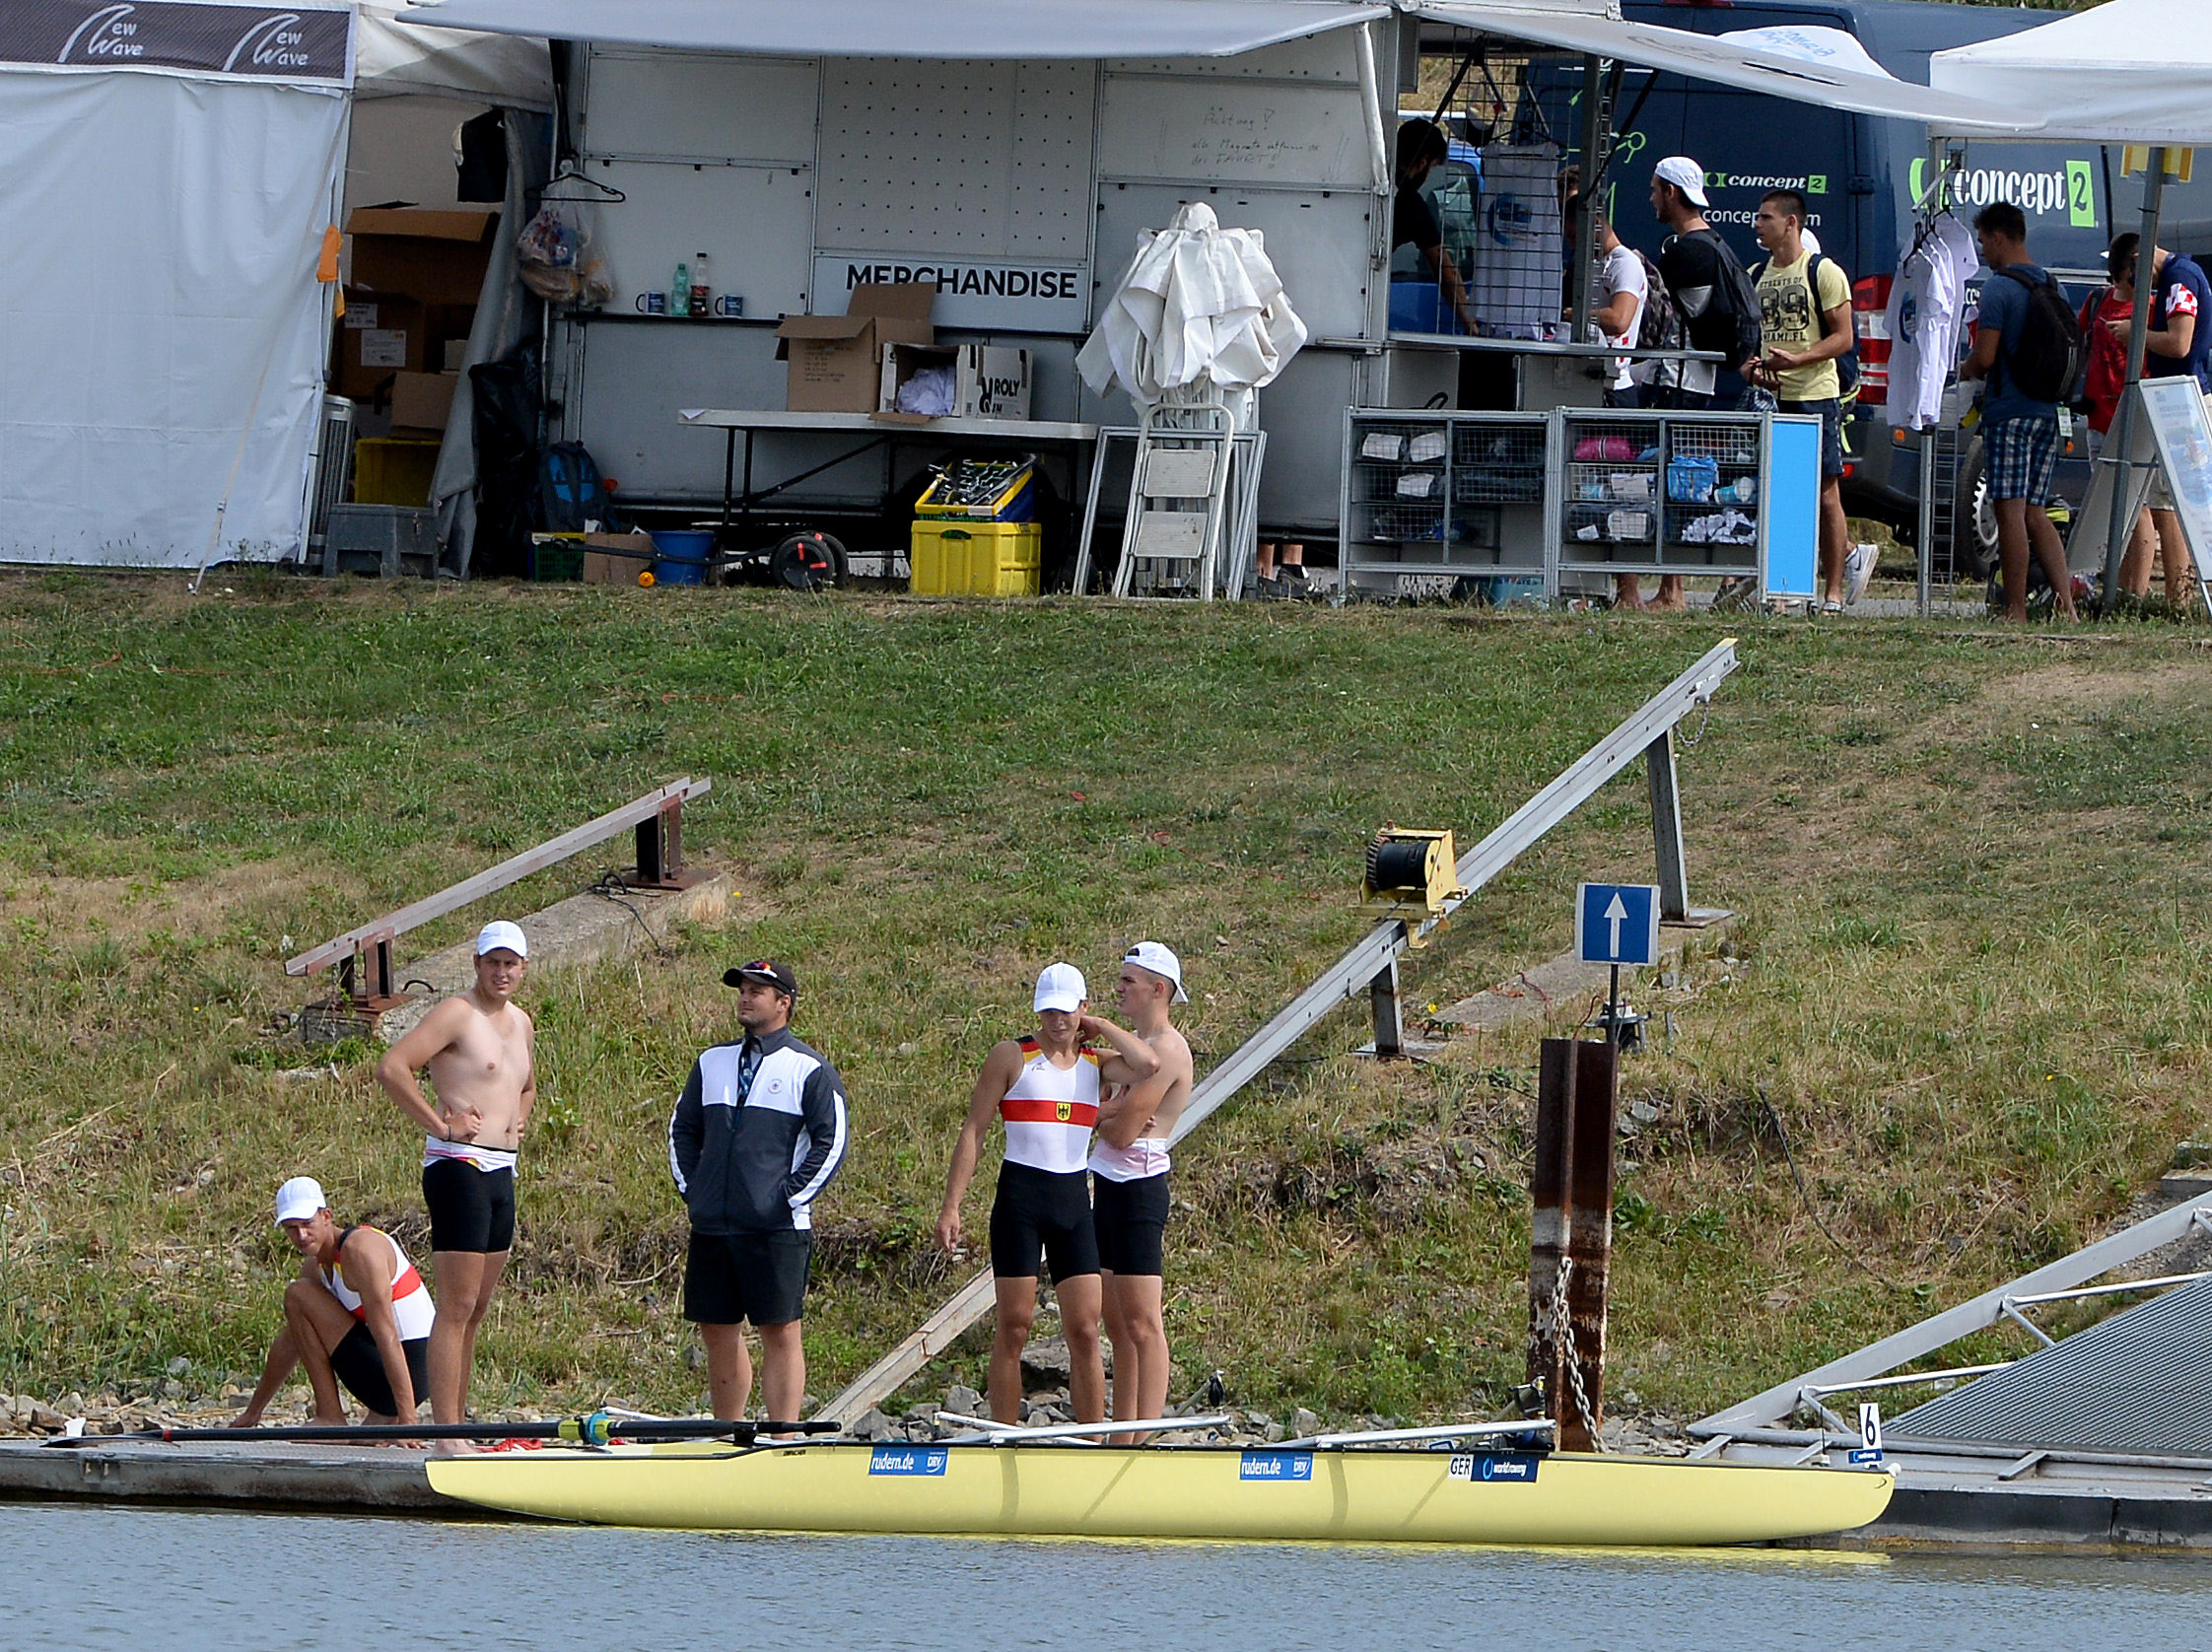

{"left": 1092, "top": 942, "right": 1196, "bottom": 1444}
{"left": 230, "top": 1176, "right": 436, "bottom": 1432}
{"left": 375, "top": 919, "right": 535, "bottom": 1437}
{"left": 936, "top": 962, "right": 1159, "bottom": 1425}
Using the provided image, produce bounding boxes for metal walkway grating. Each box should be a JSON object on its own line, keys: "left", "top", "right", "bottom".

{"left": 1893, "top": 1274, "right": 2212, "bottom": 1454}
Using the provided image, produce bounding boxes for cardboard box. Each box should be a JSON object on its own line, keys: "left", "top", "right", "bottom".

{"left": 335, "top": 290, "right": 425, "bottom": 399}
{"left": 580, "top": 530, "right": 657, "bottom": 586}
{"left": 389, "top": 372, "right": 456, "bottom": 434}
{"left": 776, "top": 283, "right": 934, "bottom": 414}
{"left": 335, "top": 291, "right": 477, "bottom": 402}
{"left": 345, "top": 208, "right": 498, "bottom": 307}
{"left": 879, "top": 342, "right": 1033, "bottom": 422}
{"left": 443, "top": 339, "right": 471, "bottom": 373}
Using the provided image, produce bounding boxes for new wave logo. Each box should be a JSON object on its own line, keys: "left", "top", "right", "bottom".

{"left": 225, "top": 13, "right": 310, "bottom": 73}
{"left": 59, "top": 5, "right": 145, "bottom": 62}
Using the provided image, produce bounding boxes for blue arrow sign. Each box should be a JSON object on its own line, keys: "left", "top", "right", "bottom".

{"left": 1576, "top": 883, "right": 1661, "bottom": 967}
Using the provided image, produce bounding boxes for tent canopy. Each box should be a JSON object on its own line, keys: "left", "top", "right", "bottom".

{"left": 1417, "top": 5, "right": 2033, "bottom": 133}
{"left": 396, "top": 0, "right": 1388, "bottom": 59}
{"left": 360, "top": 2, "right": 552, "bottom": 107}
{"left": 1929, "top": 0, "right": 2212, "bottom": 146}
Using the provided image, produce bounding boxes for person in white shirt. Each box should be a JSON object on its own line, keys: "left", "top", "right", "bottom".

{"left": 1594, "top": 217, "right": 1675, "bottom": 612}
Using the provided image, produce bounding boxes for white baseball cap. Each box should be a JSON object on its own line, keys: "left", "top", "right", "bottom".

{"left": 476, "top": 920, "right": 528, "bottom": 959}
{"left": 1034, "top": 962, "right": 1088, "bottom": 1014}
{"left": 273, "top": 1176, "right": 327, "bottom": 1227}
{"left": 1654, "top": 156, "right": 1710, "bottom": 209}
{"left": 1123, "top": 941, "right": 1189, "bottom": 1003}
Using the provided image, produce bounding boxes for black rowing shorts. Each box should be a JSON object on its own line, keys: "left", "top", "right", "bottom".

{"left": 423, "top": 1159, "right": 517, "bottom": 1254}
{"left": 989, "top": 1162, "right": 1099, "bottom": 1283}
{"left": 330, "top": 1324, "right": 430, "bottom": 1418}
{"left": 684, "top": 1229, "right": 813, "bottom": 1327}
{"left": 1092, "top": 1171, "right": 1169, "bottom": 1276}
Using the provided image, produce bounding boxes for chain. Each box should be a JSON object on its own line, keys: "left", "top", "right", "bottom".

{"left": 1677, "top": 696, "right": 1715, "bottom": 750}
{"left": 1532, "top": 1256, "right": 1607, "bottom": 1454}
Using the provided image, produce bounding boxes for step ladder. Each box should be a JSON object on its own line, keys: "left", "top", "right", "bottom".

{"left": 1072, "top": 408, "right": 1267, "bottom": 600}
{"left": 1114, "top": 402, "right": 1233, "bottom": 599}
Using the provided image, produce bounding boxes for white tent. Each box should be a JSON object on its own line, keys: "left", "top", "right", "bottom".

{"left": 1415, "top": 5, "right": 2031, "bottom": 131}
{"left": 0, "top": 0, "right": 546, "bottom": 572}
{"left": 1929, "top": 0, "right": 2212, "bottom": 147}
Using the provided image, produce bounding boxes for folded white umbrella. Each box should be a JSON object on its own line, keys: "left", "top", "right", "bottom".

{"left": 1077, "top": 201, "right": 1309, "bottom": 406}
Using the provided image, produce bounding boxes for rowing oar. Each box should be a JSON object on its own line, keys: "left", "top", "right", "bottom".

{"left": 42, "top": 1413, "right": 842, "bottom": 1448}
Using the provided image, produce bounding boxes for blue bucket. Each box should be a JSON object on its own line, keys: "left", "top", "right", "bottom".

{"left": 650, "top": 529, "right": 715, "bottom": 585}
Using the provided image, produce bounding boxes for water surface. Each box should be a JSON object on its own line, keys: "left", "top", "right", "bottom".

{"left": 10, "top": 1504, "right": 2211, "bottom": 1651}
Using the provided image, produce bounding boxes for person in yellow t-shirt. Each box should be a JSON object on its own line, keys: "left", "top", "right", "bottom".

{"left": 1747, "top": 188, "right": 1855, "bottom": 609}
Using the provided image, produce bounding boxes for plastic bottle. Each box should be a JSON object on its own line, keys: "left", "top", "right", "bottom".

{"left": 669, "top": 260, "right": 690, "bottom": 318}
{"left": 690, "top": 253, "right": 711, "bottom": 319}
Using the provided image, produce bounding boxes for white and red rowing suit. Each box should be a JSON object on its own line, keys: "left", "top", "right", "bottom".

{"left": 1000, "top": 1037, "right": 1100, "bottom": 1174}
{"left": 322, "top": 1226, "right": 437, "bottom": 1341}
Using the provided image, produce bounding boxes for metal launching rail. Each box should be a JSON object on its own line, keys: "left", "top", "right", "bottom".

{"left": 816, "top": 642, "right": 1741, "bottom": 1424}
{"left": 286, "top": 777, "right": 712, "bottom": 1006}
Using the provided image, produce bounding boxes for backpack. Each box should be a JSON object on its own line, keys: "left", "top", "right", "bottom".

{"left": 1631, "top": 250, "right": 1683, "bottom": 353}
{"left": 1674, "top": 228, "right": 1764, "bottom": 367}
{"left": 1992, "top": 265, "right": 2088, "bottom": 404}
{"left": 1750, "top": 249, "right": 1859, "bottom": 402}
{"left": 534, "top": 441, "right": 622, "bottom": 533}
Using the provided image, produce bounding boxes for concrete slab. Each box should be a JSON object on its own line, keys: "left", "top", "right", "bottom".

{"left": 1431, "top": 919, "right": 1734, "bottom": 1035}
{"left": 0, "top": 1439, "right": 460, "bottom": 1514}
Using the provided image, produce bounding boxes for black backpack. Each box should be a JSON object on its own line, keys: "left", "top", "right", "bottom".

{"left": 1992, "top": 265, "right": 2088, "bottom": 404}
{"left": 1750, "top": 249, "right": 1859, "bottom": 401}
{"left": 534, "top": 441, "right": 622, "bottom": 533}
{"left": 1674, "top": 229, "right": 1764, "bottom": 367}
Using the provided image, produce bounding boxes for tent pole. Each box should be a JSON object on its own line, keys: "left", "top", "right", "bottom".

{"left": 1570, "top": 54, "right": 1605, "bottom": 344}
{"left": 2099, "top": 149, "right": 2168, "bottom": 615}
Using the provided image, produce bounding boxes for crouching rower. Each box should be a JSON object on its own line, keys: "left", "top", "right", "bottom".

{"left": 230, "top": 1176, "right": 435, "bottom": 1430}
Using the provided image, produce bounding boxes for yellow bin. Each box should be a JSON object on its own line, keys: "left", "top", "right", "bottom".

{"left": 910, "top": 520, "right": 1041, "bottom": 596}
{"left": 353, "top": 437, "right": 442, "bottom": 507}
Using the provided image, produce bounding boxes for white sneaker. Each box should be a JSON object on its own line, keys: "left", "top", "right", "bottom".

{"left": 1844, "top": 543, "right": 1878, "bottom": 606}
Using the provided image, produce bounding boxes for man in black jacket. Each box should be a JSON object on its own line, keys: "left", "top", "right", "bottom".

{"left": 669, "top": 960, "right": 849, "bottom": 1422}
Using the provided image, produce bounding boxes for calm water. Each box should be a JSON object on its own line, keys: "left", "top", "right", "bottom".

{"left": 10, "top": 1504, "right": 2212, "bottom": 1651}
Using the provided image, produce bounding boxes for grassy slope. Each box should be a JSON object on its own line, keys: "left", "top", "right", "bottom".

{"left": 1, "top": 575, "right": 2207, "bottom": 1424}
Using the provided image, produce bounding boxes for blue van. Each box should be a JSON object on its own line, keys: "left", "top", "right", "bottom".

{"left": 1509, "top": 0, "right": 2212, "bottom": 565}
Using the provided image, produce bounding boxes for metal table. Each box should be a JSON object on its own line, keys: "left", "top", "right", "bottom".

{"left": 677, "top": 408, "right": 1100, "bottom": 550}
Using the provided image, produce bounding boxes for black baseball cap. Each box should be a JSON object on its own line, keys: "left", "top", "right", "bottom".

{"left": 724, "top": 959, "right": 798, "bottom": 998}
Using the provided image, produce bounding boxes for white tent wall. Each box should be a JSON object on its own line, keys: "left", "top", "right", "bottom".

{"left": 1929, "top": 0, "right": 2212, "bottom": 149}
{"left": 0, "top": 70, "right": 345, "bottom": 567}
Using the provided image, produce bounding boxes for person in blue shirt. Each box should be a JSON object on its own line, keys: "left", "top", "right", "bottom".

{"left": 1960, "top": 202, "right": 2080, "bottom": 622}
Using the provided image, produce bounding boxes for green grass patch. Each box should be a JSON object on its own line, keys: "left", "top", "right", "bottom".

{"left": 0, "top": 579, "right": 2207, "bottom": 1426}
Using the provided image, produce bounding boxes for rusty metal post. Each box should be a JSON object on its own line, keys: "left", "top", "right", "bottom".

{"left": 634, "top": 794, "right": 702, "bottom": 891}
{"left": 1560, "top": 1037, "right": 1619, "bottom": 1452}
{"left": 1527, "top": 1037, "right": 1577, "bottom": 1423}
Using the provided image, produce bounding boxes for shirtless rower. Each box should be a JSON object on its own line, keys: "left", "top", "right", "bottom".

{"left": 935, "top": 963, "right": 1159, "bottom": 1426}
{"left": 1091, "top": 942, "right": 1196, "bottom": 1445}
{"left": 375, "top": 919, "right": 535, "bottom": 1431}
{"left": 230, "top": 1177, "right": 434, "bottom": 1431}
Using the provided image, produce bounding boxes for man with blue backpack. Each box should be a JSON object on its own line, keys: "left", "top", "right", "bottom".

{"left": 1960, "top": 202, "right": 2084, "bottom": 623}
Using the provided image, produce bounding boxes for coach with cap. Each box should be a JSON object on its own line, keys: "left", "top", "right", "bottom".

{"left": 669, "top": 959, "right": 850, "bottom": 1423}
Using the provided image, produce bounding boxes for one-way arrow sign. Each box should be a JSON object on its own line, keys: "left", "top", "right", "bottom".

{"left": 1576, "top": 882, "right": 1660, "bottom": 967}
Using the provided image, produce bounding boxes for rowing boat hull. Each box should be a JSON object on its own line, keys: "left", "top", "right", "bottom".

{"left": 428, "top": 1442, "right": 1892, "bottom": 1547}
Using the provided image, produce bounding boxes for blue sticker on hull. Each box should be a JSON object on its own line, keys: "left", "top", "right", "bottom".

{"left": 1239, "top": 1450, "right": 1314, "bottom": 1481}
{"left": 868, "top": 1446, "right": 949, "bottom": 1477}
{"left": 1447, "top": 1453, "right": 1541, "bottom": 1483}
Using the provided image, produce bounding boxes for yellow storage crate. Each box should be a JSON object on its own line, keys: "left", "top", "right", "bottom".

{"left": 353, "top": 437, "right": 442, "bottom": 507}
{"left": 910, "top": 520, "right": 1041, "bottom": 597}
